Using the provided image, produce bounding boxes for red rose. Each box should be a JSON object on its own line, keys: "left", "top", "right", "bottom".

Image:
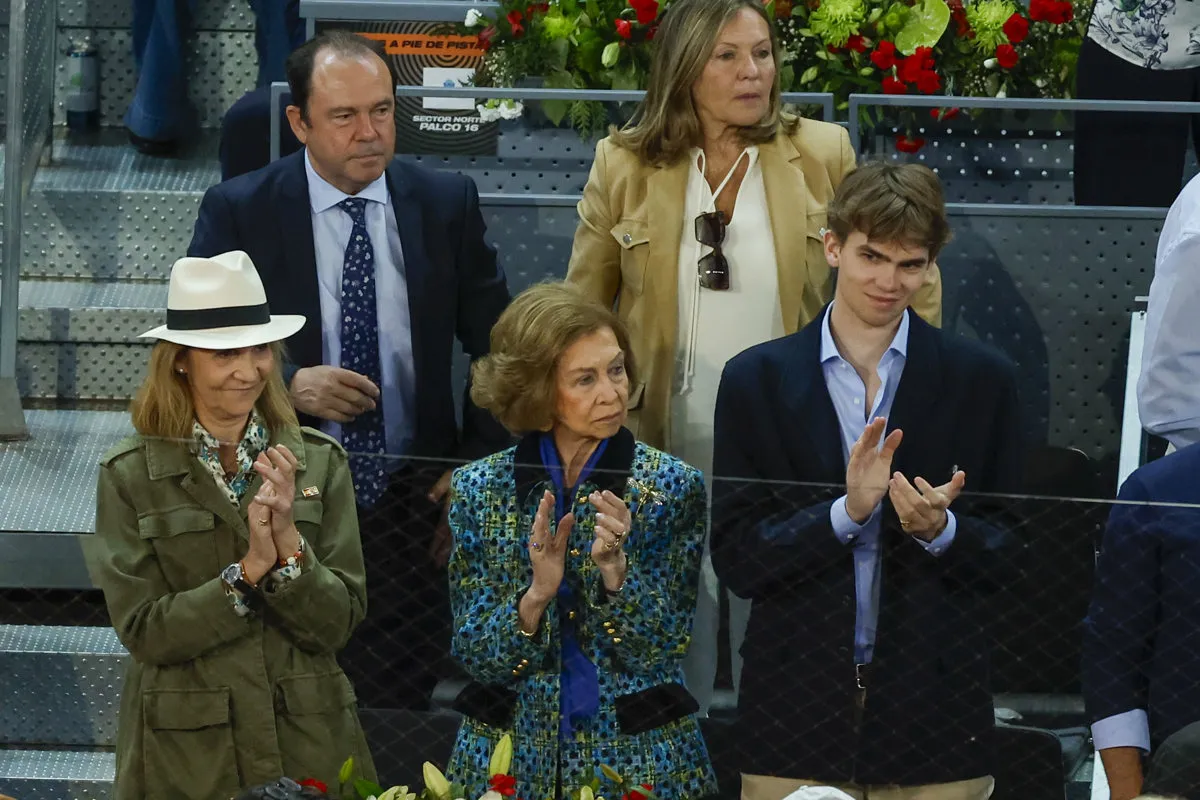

{"left": 895, "top": 134, "right": 926, "bottom": 153}
{"left": 615, "top": 18, "right": 633, "bottom": 38}
{"left": 477, "top": 25, "right": 497, "bottom": 50}
{"left": 930, "top": 106, "right": 961, "bottom": 120}
{"left": 827, "top": 44, "right": 843, "bottom": 53}
{"left": 882, "top": 76, "right": 907, "bottom": 94}
{"left": 995, "top": 43, "right": 1018, "bottom": 68}
{"left": 490, "top": 774, "right": 518, "bottom": 797}
{"left": 299, "top": 779, "right": 328, "bottom": 793}
{"left": 629, "top": 0, "right": 660, "bottom": 25}
{"left": 870, "top": 40, "right": 897, "bottom": 70}
{"left": 1030, "top": 0, "right": 1073, "bottom": 23}
{"left": 951, "top": 6, "right": 970, "bottom": 36}
{"left": 1002, "top": 13, "right": 1029, "bottom": 43}
{"left": 898, "top": 47, "right": 934, "bottom": 83}
{"left": 622, "top": 785, "right": 655, "bottom": 800}
{"left": 847, "top": 34, "right": 868, "bottom": 52}
{"left": 506, "top": 9, "right": 525, "bottom": 36}
{"left": 646, "top": 23, "right": 658, "bottom": 39}
{"left": 916, "top": 69, "right": 941, "bottom": 94}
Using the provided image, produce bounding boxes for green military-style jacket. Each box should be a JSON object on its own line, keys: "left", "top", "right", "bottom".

{"left": 87, "top": 424, "right": 376, "bottom": 800}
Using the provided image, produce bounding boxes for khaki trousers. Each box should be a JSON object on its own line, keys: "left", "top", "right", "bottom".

{"left": 741, "top": 773, "right": 995, "bottom": 800}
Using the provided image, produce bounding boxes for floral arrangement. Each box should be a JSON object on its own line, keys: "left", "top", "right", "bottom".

{"left": 461, "top": 0, "right": 1089, "bottom": 146}
{"left": 306, "top": 735, "right": 659, "bottom": 800}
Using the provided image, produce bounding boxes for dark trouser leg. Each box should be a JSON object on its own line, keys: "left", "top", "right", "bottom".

{"left": 1074, "top": 37, "right": 1195, "bottom": 208}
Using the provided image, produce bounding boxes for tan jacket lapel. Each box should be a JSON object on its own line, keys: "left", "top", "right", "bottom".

{"left": 644, "top": 157, "right": 690, "bottom": 364}
{"left": 760, "top": 132, "right": 811, "bottom": 334}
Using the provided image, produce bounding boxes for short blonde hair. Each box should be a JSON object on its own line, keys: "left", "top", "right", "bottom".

{"left": 470, "top": 282, "right": 638, "bottom": 435}
{"left": 130, "top": 340, "right": 299, "bottom": 440}
{"left": 609, "top": 0, "right": 797, "bottom": 166}
{"left": 827, "top": 161, "right": 953, "bottom": 261}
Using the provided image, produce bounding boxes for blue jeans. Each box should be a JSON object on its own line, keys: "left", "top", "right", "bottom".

{"left": 125, "top": 0, "right": 303, "bottom": 140}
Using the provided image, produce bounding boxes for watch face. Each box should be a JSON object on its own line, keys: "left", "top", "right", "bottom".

{"left": 221, "top": 562, "right": 242, "bottom": 585}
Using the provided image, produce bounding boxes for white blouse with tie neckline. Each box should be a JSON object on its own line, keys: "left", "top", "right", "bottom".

{"left": 670, "top": 145, "right": 784, "bottom": 477}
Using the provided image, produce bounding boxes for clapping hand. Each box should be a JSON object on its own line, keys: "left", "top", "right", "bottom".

{"left": 248, "top": 445, "right": 302, "bottom": 567}
{"left": 845, "top": 417, "right": 903, "bottom": 524}
{"left": 888, "top": 470, "right": 966, "bottom": 542}
{"left": 589, "top": 490, "right": 630, "bottom": 591}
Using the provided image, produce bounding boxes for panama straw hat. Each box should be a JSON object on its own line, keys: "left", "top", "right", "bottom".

{"left": 140, "top": 250, "right": 305, "bottom": 349}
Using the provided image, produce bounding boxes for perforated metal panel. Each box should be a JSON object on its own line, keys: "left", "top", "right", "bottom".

{"left": 861, "top": 111, "right": 1200, "bottom": 204}
{"left": 19, "top": 280, "right": 165, "bottom": 341}
{"left": 0, "top": 25, "right": 9, "bottom": 127}
{"left": 0, "top": 625, "right": 126, "bottom": 747}
{"left": 54, "top": 28, "right": 257, "bottom": 129}
{"left": 403, "top": 123, "right": 599, "bottom": 195}
{"left": 0, "top": 749, "right": 115, "bottom": 800}
{"left": 17, "top": 342, "right": 150, "bottom": 400}
{"left": 57, "top": 0, "right": 257, "bottom": 30}
{"left": 0, "top": 410, "right": 131, "bottom": 534}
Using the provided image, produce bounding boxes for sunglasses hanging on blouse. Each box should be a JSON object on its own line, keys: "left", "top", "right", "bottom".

{"left": 694, "top": 210, "right": 730, "bottom": 291}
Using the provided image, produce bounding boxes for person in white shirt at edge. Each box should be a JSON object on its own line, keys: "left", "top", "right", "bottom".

{"left": 1137, "top": 171, "right": 1200, "bottom": 454}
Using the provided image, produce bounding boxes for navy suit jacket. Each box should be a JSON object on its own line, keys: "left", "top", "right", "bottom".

{"left": 1083, "top": 442, "right": 1200, "bottom": 751}
{"left": 711, "top": 306, "right": 1024, "bottom": 785}
{"left": 187, "top": 150, "right": 511, "bottom": 462}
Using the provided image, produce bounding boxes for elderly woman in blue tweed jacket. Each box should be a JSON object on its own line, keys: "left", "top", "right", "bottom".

{"left": 445, "top": 282, "right": 717, "bottom": 800}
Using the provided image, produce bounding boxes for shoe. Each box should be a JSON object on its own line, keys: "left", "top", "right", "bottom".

{"left": 127, "top": 129, "right": 179, "bottom": 157}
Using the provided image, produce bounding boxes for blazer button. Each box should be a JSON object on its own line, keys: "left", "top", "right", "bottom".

{"left": 512, "top": 669, "right": 520, "bottom": 676}
{"left": 612, "top": 637, "right": 623, "bottom": 644}
{"left": 568, "top": 610, "right": 577, "bottom": 620}
{"left": 622, "top": 233, "right": 632, "bottom": 245}
{"left": 570, "top": 548, "right": 581, "bottom": 557}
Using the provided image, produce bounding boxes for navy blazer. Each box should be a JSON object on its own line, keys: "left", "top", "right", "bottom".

{"left": 187, "top": 151, "right": 511, "bottom": 461}
{"left": 711, "top": 307, "right": 1023, "bottom": 785}
{"left": 1083, "top": 442, "right": 1200, "bottom": 751}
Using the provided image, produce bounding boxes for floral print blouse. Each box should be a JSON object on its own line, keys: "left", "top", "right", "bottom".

{"left": 1090, "top": 0, "right": 1200, "bottom": 70}
{"left": 192, "top": 409, "right": 270, "bottom": 505}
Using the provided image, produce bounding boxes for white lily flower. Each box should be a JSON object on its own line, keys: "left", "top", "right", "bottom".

{"left": 995, "top": 87, "right": 1007, "bottom": 98}
{"left": 479, "top": 792, "right": 505, "bottom": 800}
{"left": 983, "top": 58, "right": 997, "bottom": 69}
{"left": 465, "top": 8, "right": 484, "bottom": 26}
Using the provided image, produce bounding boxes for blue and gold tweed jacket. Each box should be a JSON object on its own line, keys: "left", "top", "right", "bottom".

{"left": 445, "top": 428, "right": 717, "bottom": 800}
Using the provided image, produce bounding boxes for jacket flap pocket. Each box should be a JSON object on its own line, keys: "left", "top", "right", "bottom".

{"left": 610, "top": 220, "right": 649, "bottom": 250}
{"left": 628, "top": 382, "right": 646, "bottom": 411}
{"left": 614, "top": 682, "right": 699, "bottom": 735}
{"left": 806, "top": 215, "right": 828, "bottom": 243}
{"left": 144, "top": 688, "right": 231, "bottom": 730}
{"left": 278, "top": 672, "right": 355, "bottom": 715}
{"left": 291, "top": 499, "right": 324, "bottom": 526}
{"left": 138, "top": 508, "right": 216, "bottom": 540}
{"left": 452, "top": 681, "right": 518, "bottom": 729}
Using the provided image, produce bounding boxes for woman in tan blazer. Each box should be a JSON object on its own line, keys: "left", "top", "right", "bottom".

{"left": 566, "top": 0, "right": 942, "bottom": 458}
{"left": 565, "top": 0, "right": 943, "bottom": 718}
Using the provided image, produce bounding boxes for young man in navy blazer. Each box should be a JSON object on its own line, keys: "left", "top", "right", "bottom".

{"left": 188, "top": 31, "right": 511, "bottom": 710}
{"left": 711, "top": 162, "right": 1023, "bottom": 800}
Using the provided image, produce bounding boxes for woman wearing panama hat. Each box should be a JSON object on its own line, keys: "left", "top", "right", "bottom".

{"left": 87, "top": 250, "right": 376, "bottom": 799}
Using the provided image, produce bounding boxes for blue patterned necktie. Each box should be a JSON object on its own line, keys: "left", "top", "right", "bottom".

{"left": 338, "top": 198, "right": 388, "bottom": 508}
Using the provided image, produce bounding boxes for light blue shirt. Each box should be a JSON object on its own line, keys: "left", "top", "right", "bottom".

{"left": 305, "top": 150, "right": 416, "bottom": 457}
{"left": 821, "top": 306, "right": 958, "bottom": 664}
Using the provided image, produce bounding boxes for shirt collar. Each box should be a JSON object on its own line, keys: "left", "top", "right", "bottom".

{"left": 820, "top": 302, "right": 911, "bottom": 364}
{"left": 304, "top": 148, "right": 389, "bottom": 214}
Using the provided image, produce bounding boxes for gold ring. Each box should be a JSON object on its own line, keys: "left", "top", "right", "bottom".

{"left": 605, "top": 541, "right": 618, "bottom": 551}
{"left": 258, "top": 517, "right": 270, "bottom": 525}
{"left": 531, "top": 541, "right": 544, "bottom": 552}
{"left": 899, "top": 519, "right": 911, "bottom": 529}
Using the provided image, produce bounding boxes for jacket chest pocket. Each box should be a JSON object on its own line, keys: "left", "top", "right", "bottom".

{"left": 142, "top": 687, "right": 239, "bottom": 798}
{"left": 137, "top": 507, "right": 220, "bottom": 590}
{"left": 611, "top": 219, "right": 650, "bottom": 296}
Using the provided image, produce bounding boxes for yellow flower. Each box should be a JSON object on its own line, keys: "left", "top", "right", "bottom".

{"left": 423, "top": 762, "right": 452, "bottom": 800}
{"left": 488, "top": 733, "right": 514, "bottom": 777}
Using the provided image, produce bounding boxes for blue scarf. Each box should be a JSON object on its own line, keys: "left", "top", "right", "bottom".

{"left": 538, "top": 433, "right": 608, "bottom": 739}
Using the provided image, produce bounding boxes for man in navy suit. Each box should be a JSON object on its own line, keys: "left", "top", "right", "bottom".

{"left": 188, "top": 30, "right": 511, "bottom": 710}
{"left": 1083, "top": 443, "right": 1200, "bottom": 800}
{"left": 712, "top": 162, "right": 1022, "bottom": 800}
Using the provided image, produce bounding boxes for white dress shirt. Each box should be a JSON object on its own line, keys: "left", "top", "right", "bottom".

{"left": 1137, "top": 171, "right": 1200, "bottom": 451}
{"left": 305, "top": 150, "right": 416, "bottom": 457}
